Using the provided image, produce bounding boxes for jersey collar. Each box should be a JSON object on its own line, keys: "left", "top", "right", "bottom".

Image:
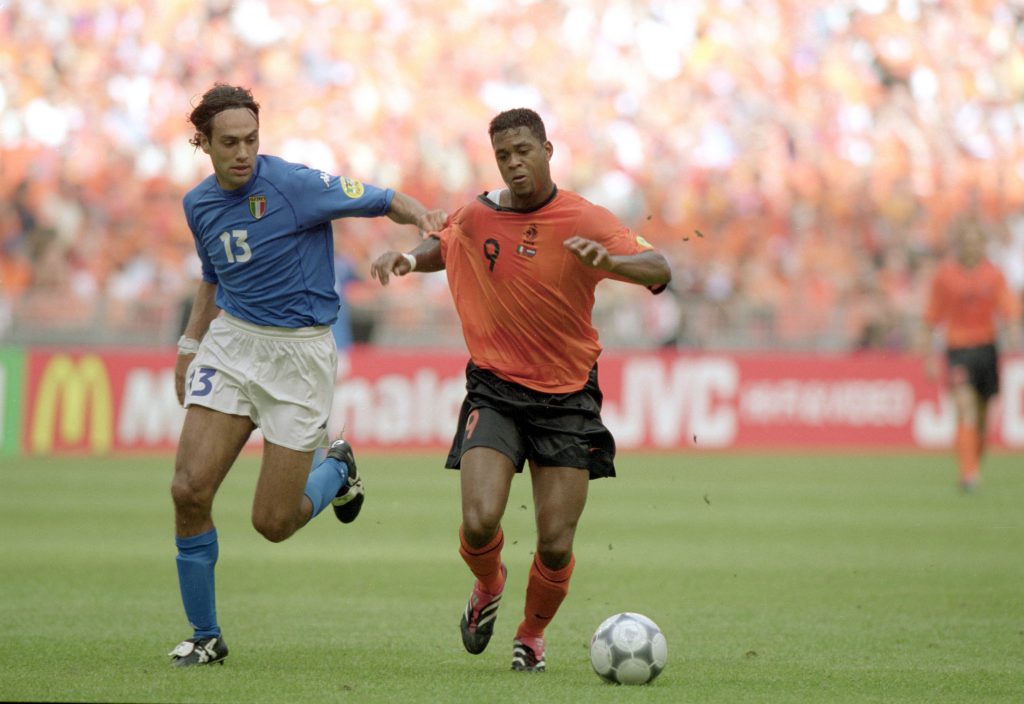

{"left": 477, "top": 185, "right": 558, "bottom": 213}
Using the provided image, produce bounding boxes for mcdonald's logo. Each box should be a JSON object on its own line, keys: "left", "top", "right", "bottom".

{"left": 31, "top": 354, "right": 113, "bottom": 453}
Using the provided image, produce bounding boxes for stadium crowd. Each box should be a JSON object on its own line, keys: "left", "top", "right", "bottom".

{"left": 2, "top": 0, "right": 1023, "bottom": 350}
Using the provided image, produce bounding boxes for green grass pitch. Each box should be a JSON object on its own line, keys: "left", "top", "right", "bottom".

{"left": 1, "top": 451, "right": 1022, "bottom": 703}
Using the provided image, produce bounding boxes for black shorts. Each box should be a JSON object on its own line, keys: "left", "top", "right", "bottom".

{"left": 445, "top": 362, "right": 616, "bottom": 479}
{"left": 946, "top": 343, "right": 1000, "bottom": 400}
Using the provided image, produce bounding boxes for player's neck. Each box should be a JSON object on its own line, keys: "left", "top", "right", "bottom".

{"left": 503, "top": 183, "right": 556, "bottom": 210}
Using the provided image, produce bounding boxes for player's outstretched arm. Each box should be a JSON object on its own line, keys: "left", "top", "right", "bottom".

{"left": 386, "top": 191, "right": 447, "bottom": 234}
{"left": 1003, "top": 318, "right": 1023, "bottom": 355}
{"left": 371, "top": 236, "right": 444, "bottom": 286}
{"left": 915, "top": 321, "right": 943, "bottom": 381}
{"left": 998, "top": 284, "right": 1023, "bottom": 354}
{"left": 563, "top": 236, "right": 671, "bottom": 287}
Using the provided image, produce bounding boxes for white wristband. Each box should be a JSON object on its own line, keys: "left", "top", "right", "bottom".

{"left": 177, "top": 335, "right": 201, "bottom": 355}
{"left": 402, "top": 253, "right": 417, "bottom": 271}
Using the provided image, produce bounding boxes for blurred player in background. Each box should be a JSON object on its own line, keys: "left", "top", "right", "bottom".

{"left": 920, "top": 217, "right": 1022, "bottom": 491}
{"left": 169, "top": 83, "right": 445, "bottom": 667}
{"left": 371, "top": 108, "right": 671, "bottom": 672}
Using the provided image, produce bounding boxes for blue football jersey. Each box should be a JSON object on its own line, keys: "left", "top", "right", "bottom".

{"left": 183, "top": 154, "right": 394, "bottom": 327}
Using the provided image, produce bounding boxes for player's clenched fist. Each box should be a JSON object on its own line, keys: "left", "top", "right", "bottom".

{"left": 417, "top": 209, "right": 448, "bottom": 235}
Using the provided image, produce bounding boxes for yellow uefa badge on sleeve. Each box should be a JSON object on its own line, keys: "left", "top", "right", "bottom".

{"left": 636, "top": 235, "right": 652, "bottom": 248}
{"left": 340, "top": 176, "right": 365, "bottom": 199}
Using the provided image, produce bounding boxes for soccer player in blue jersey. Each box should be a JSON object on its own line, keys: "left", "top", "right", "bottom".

{"left": 167, "top": 84, "right": 446, "bottom": 667}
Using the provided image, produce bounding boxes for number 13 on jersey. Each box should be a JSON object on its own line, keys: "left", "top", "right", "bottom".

{"left": 219, "top": 230, "right": 252, "bottom": 263}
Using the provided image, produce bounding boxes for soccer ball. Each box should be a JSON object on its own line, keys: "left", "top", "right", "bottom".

{"left": 589, "top": 612, "right": 668, "bottom": 685}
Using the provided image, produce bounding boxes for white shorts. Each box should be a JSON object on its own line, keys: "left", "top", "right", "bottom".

{"left": 185, "top": 313, "right": 337, "bottom": 452}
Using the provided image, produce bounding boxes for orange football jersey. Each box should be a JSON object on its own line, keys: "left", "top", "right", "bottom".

{"left": 439, "top": 187, "right": 657, "bottom": 393}
{"left": 925, "top": 257, "right": 1019, "bottom": 348}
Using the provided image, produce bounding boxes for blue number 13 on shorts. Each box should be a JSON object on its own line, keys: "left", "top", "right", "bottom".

{"left": 188, "top": 367, "right": 217, "bottom": 398}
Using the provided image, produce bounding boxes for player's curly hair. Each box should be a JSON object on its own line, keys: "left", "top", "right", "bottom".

{"left": 488, "top": 108, "right": 547, "bottom": 144}
{"left": 188, "top": 84, "right": 260, "bottom": 148}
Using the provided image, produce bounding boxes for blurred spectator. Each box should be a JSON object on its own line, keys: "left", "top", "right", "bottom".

{"left": 331, "top": 251, "right": 359, "bottom": 352}
{"left": 1, "top": 0, "right": 1022, "bottom": 349}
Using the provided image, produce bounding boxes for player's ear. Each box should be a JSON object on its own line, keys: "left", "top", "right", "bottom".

{"left": 197, "top": 132, "right": 211, "bottom": 155}
{"left": 544, "top": 140, "right": 553, "bottom": 161}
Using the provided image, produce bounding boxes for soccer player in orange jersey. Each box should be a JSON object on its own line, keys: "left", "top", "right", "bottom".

{"left": 920, "top": 218, "right": 1022, "bottom": 491}
{"left": 372, "top": 108, "right": 671, "bottom": 672}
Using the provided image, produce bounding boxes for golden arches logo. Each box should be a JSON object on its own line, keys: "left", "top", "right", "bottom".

{"left": 31, "top": 354, "right": 113, "bottom": 453}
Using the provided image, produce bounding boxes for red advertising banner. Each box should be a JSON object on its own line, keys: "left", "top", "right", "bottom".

{"left": 19, "top": 347, "right": 1024, "bottom": 454}
{"left": 24, "top": 348, "right": 181, "bottom": 453}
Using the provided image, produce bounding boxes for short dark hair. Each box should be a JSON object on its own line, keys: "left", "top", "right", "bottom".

{"left": 488, "top": 108, "right": 547, "bottom": 144}
{"left": 188, "top": 84, "right": 260, "bottom": 147}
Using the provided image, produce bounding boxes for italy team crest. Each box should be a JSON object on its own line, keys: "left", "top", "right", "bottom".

{"left": 248, "top": 194, "right": 267, "bottom": 219}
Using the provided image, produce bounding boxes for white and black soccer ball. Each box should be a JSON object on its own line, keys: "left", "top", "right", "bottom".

{"left": 589, "top": 612, "right": 668, "bottom": 685}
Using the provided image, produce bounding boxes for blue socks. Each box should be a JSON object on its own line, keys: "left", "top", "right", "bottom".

{"left": 175, "top": 528, "right": 220, "bottom": 639}
{"left": 303, "top": 456, "right": 348, "bottom": 521}
{"left": 175, "top": 457, "right": 347, "bottom": 638}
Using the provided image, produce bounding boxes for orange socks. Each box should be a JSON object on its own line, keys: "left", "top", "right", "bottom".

{"left": 516, "top": 553, "right": 575, "bottom": 640}
{"left": 955, "top": 425, "right": 979, "bottom": 481}
{"left": 459, "top": 525, "right": 505, "bottom": 595}
{"left": 459, "top": 527, "right": 577, "bottom": 639}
